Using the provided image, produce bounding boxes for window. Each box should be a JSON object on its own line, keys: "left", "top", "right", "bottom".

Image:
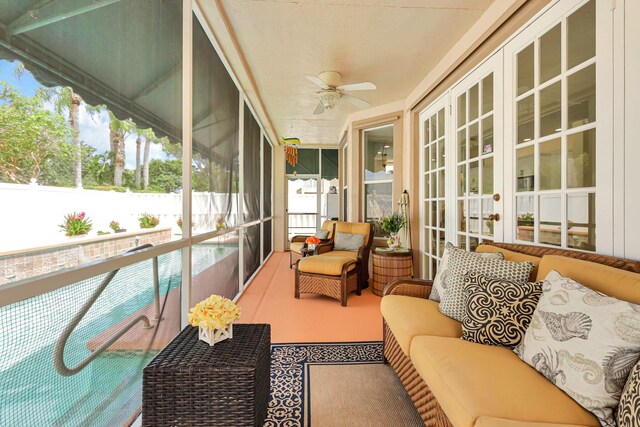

{"left": 363, "top": 124, "right": 394, "bottom": 237}
{"left": 512, "top": 0, "right": 596, "bottom": 251}
{"left": 0, "top": 3, "right": 276, "bottom": 425}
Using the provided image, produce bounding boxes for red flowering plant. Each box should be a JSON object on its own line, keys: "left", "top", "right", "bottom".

{"left": 139, "top": 213, "right": 160, "bottom": 229}
{"left": 305, "top": 236, "right": 321, "bottom": 246}
{"left": 59, "top": 212, "right": 92, "bottom": 236}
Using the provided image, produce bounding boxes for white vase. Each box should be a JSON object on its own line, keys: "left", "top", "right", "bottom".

{"left": 387, "top": 233, "right": 401, "bottom": 249}
{"left": 198, "top": 323, "right": 233, "bottom": 346}
{"left": 308, "top": 243, "right": 316, "bottom": 250}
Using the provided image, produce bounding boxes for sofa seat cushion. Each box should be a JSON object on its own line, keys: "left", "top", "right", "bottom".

{"left": 474, "top": 417, "right": 588, "bottom": 427}
{"left": 298, "top": 251, "right": 357, "bottom": 276}
{"left": 290, "top": 242, "right": 305, "bottom": 255}
{"left": 380, "top": 296, "right": 462, "bottom": 356}
{"left": 409, "top": 336, "right": 599, "bottom": 427}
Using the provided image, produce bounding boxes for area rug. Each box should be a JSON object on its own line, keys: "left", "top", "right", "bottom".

{"left": 265, "top": 342, "right": 423, "bottom": 427}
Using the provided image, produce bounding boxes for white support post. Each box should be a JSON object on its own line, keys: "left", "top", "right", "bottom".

{"left": 180, "top": 0, "right": 193, "bottom": 329}
{"left": 238, "top": 94, "right": 245, "bottom": 292}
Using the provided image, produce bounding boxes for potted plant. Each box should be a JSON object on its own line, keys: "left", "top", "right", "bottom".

{"left": 59, "top": 212, "right": 92, "bottom": 237}
{"left": 188, "top": 294, "right": 241, "bottom": 346}
{"left": 109, "top": 220, "right": 126, "bottom": 233}
{"left": 139, "top": 213, "right": 160, "bottom": 229}
{"left": 379, "top": 212, "right": 406, "bottom": 250}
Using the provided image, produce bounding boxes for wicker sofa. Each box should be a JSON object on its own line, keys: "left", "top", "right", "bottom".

{"left": 381, "top": 243, "right": 640, "bottom": 427}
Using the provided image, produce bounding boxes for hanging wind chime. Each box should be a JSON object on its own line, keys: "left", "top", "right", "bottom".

{"left": 282, "top": 137, "right": 301, "bottom": 174}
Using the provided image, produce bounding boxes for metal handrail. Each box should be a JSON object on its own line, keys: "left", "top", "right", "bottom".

{"left": 54, "top": 244, "right": 161, "bottom": 377}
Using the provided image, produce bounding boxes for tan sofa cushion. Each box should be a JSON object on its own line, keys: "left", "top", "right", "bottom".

{"left": 290, "top": 241, "right": 305, "bottom": 255}
{"left": 475, "top": 417, "right": 588, "bottom": 427}
{"left": 380, "top": 296, "right": 462, "bottom": 356}
{"left": 476, "top": 245, "right": 541, "bottom": 281}
{"left": 297, "top": 251, "right": 357, "bottom": 276}
{"left": 409, "top": 336, "right": 599, "bottom": 427}
{"left": 536, "top": 255, "right": 640, "bottom": 304}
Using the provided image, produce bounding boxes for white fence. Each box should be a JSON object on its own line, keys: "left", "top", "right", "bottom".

{"left": 0, "top": 183, "right": 239, "bottom": 253}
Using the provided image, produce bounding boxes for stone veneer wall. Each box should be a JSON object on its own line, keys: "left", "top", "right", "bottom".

{"left": 0, "top": 228, "right": 172, "bottom": 286}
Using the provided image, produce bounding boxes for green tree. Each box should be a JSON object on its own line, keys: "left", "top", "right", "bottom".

{"left": 148, "top": 159, "right": 182, "bottom": 192}
{"left": 0, "top": 83, "right": 72, "bottom": 183}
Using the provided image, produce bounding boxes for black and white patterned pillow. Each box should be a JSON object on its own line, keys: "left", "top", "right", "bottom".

{"left": 618, "top": 359, "right": 640, "bottom": 427}
{"left": 439, "top": 252, "right": 534, "bottom": 322}
{"left": 429, "top": 242, "right": 503, "bottom": 302}
{"left": 461, "top": 272, "right": 542, "bottom": 348}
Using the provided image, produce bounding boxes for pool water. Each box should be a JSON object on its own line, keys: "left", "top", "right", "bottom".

{"left": 0, "top": 245, "right": 238, "bottom": 426}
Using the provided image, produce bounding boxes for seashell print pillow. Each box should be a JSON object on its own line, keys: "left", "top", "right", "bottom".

{"left": 515, "top": 270, "right": 640, "bottom": 427}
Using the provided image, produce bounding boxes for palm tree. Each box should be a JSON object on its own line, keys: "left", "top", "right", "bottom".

{"left": 36, "top": 87, "right": 83, "bottom": 187}
{"left": 108, "top": 112, "right": 135, "bottom": 186}
{"left": 135, "top": 132, "right": 142, "bottom": 188}
{"left": 138, "top": 128, "right": 156, "bottom": 189}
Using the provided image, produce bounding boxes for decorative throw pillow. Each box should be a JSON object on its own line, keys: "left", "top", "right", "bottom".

{"left": 515, "top": 270, "right": 640, "bottom": 427}
{"left": 461, "top": 272, "right": 543, "bottom": 348}
{"left": 439, "top": 252, "right": 534, "bottom": 321}
{"left": 315, "top": 230, "right": 329, "bottom": 239}
{"left": 618, "top": 359, "right": 640, "bottom": 427}
{"left": 333, "top": 232, "right": 365, "bottom": 252}
{"left": 429, "top": 242, "right": 504, "bottom": 302}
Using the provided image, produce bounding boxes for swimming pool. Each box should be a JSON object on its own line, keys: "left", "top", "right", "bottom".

{"left": 0, "top": 244, "right": 238, "bottom": 426}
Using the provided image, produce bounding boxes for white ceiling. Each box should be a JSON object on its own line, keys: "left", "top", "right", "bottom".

{"left": 218, "top": 0, "right": 494, "bottom": 146}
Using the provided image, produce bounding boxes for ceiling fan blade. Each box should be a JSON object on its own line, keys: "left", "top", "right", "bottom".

{"left": 313, "top": 101, "right": 325, "bottom": 115}
{"left": 343, "top": 94, "right": 370, "bottom": 109}
{"left": 306, "top": 76, "right": 330, "bottom": 89}
{"left": 337, "top": 82, "right": 376, "bottom": 91}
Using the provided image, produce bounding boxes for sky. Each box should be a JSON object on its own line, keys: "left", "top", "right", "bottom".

{"left": 0, "top": 59, "right": 170, "bottom": 170}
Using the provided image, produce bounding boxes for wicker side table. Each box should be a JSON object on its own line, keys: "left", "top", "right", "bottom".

{"left": 143, "top": 324, "right": 271, "bottom": 427}
{"left": 372, "top": 248, "right": 413, "bottom": 296}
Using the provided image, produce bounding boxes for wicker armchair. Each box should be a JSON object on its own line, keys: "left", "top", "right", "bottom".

{"left": 295, "top": 222, "right": 373, "bottom": 306}
{"left": 289, "top": 220, "right": 336, "bottom": 268}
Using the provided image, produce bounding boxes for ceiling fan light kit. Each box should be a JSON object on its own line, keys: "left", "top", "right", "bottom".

{"left": 306, "top": 71, "right": 376, "bottom": 115}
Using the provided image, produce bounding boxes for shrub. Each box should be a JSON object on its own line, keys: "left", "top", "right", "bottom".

{"left": 59, "top": 212, "right": 92, "bottom": 236}
{"left": 97, "top": 230, "right": 110, "bottom": 236}
{"left": 139, "top": 213, "right": 160, "bottom": 229}
{"left": 109, "top": 220, "right": 120, "bottom": 231}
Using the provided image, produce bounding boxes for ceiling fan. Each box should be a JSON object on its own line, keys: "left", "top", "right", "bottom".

{"left": 306, "top": 71, "right": 376, "bottom": 115}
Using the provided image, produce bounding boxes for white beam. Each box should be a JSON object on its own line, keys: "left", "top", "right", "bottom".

{"left": 9, "top": 0, "right": 122, "bottom": 36}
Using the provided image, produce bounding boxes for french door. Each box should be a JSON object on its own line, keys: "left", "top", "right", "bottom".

{"left": 419, "top": 97, "right": 448, "bottom": 279}
{"left": 451, "top": 53, "right": 504, "bottom": 252}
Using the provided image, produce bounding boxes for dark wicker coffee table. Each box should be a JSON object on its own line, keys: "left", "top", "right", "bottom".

{"left": 142, "top": 323, "right": 271, "bottom": 427}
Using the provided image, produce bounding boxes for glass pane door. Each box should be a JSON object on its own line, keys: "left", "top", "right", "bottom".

{"left": 510, "top": 0, "right": 597, "bottom": 251}
{"left": 420, "top": 102, "right": 447, "bottom": 279}
{"left": 453, "top": 54, "right": 503, "bottom": 251}
{"left": 286, "top": 177, "right": 319, "bottom": 242}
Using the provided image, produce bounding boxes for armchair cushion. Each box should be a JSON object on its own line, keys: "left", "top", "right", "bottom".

{"left": 380, "top": 295, "right": 462, "bottom": 356}
{"left": 298, "top": 251, "right": 357, "bottom": 276}
{"left": 334, "top": 232, "right": 365, "bottom": 252}
{"left": 315, "top": 230, "right": 329, "bottom": 239}
{"left": 290, "top": 241, "right": 305, "bottom": 255}
{"left": 335, "top": 222, "right": 371, "bottom": 245}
